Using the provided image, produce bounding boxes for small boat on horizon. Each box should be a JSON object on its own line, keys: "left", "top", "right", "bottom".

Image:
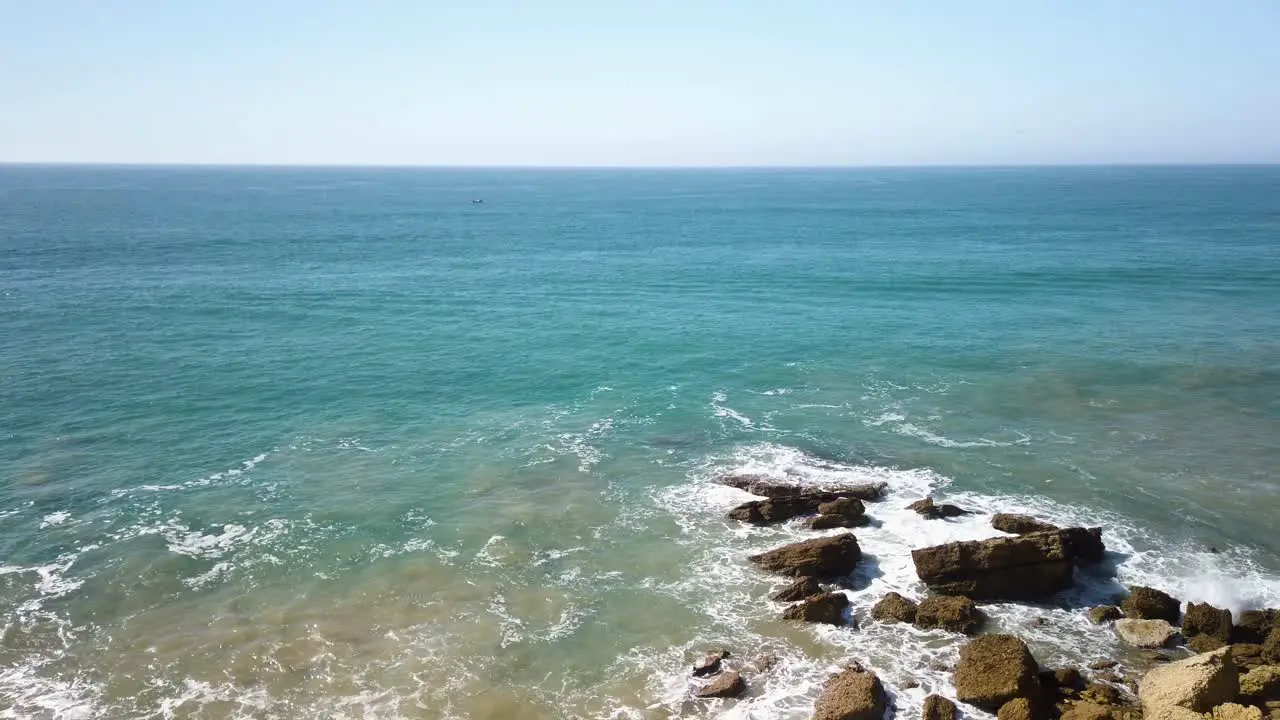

{"left": 471, "top": 199, "right": 484, "bottom": 204}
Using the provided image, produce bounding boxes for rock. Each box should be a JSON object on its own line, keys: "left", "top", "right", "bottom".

{"left": 1185, "top": 603, "right": 1235, "bottom": 643}
{"left": 1089, "top": 606, "right": 1124, "bottom": 624}
{"left": 782, "top": 592, "right": 850, "bottom": 625}
{"left": 1090, "top": 660, "right": 1120, "bottom": 671}
{"left": 993, "top": 514, "right": 1060, "bottom": 535}
{"left": 1116, "top": 619, "right": 1178, "bottom": 648}
{"left": 1240, "top": 666, "right": 1280, "bottom": 701}
{"left": 922, "top": 694, "right": 958, "bottom": 720}
{"left": 1121, "top": 587, "right": 1181, "bottom": 624}
{"left": 1060, "top": 701, "right": 1118, "bottom": 720}
{"left": 915, "top": 596, "right": 984, "bottom": 635}
{"left": 810, "top": 513, "right": 871, "bottom": 530}
{"left": 1045, "top": 668, "right": 1086, "bottom": 693}
{"left": 1138, "top": 646, "right": 1238, "bottom": 715}
{"left": 908, "top": 497, "right": 971, "bottom": 519}
{"left": 998, "top": 697, "right": 1036, "bottom": 720}
{"left": 1081, "top": 682, "right": 1123, "bottom": 706}
{"left": 771, "top": 577, "right": 824, "bottom": 602}
{"left": 1095, "top": 671, "right": 1123, "bottom": 684}
{"left": 748, "top": 653, "right": 778, "bottom": 673}
{"left": 813, "top": 666, "right": 888, "bottom": 720}
{"left": 717, "top": 474, "right": 886, "bottom": 501}
{"left": 954, "top": 634, "right": 1040, "bottom": 710}
{"left": 911, "top": 528, "right": 1104, "bottom": 600}
{"left": 1266, "top": 628, "right": 1280, "bottom": 664}
{"left": 903, "top": 679, "right": 921, "bottom": 690}
{"left": 818, "top": 497, "right": 865, "bottom": 517}
{"left": 1212, "top": 703, "right": 1264, "bottom": 720}
{"left": 695, "top": 670, "right": 745, "bottom": 698}
{"left": 1190, "top": 635, "right": 1230, "bottom": 654}
{"left": 750, "top": 533, "right": 862, "bottom": 578}
{"left": 1234, "top": 611, "right": 1279, "bottom": 644}
{"left": 693, "top": 649, "right": 730, "bottom": 677}
{"left": 1235, "top": 645, "right": 1267, "bottom": 672}
{"left": 729, "top": 491, "right": 861, "bottom": 524}
{"left": 871, "top": 592, "right": 919, "bottom": 624}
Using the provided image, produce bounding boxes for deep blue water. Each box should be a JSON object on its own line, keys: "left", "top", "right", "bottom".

{"left": 1, "top": 166, "right": 1278, "bottom": 718}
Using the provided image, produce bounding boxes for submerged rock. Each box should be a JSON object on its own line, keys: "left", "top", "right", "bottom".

{"left": 750, "top": 533, "right": 861, "bottom": 578}
{"left": 729, "top": 491, "right": 858, "bottom": 524}
{"left": 911, "top": 528, "right": 1103, "bottom": 600}
{"left": 770, "top": 577, "right": 824, "bottom": 602}
{"left": 1089, "top": 606, "right": 1124, "bottom": 624}
{"left": 923, "top": 694, "right": 958, "bottom": 720}
{"left": 1184, "top": 603, "right": 1234, "bottom": 643}
{"left": 993, "top": 513, "right": 1060, "bottom": 535}
{"left": 871, "top": 591, "right": 919, "bottom": 624}
{"left": 1138, "top": 646, "right": 1238, "bottom": 716}
{"left": 916, "top": 596, "right": 984, "bottom": 635}
{"left": 813, "top": 666, "right": 888, "bottom": 720}
{"left": 1115, "top": 619, "right": 1178, "bottom": 648}
{"left": 693, "top": 649, "right": 730, "bottom": 677}
{"left": 695, "top": 670, "right": 746, "bottom": 698}
{"left": 782, "top": 591, "right": 850, "bottom": 625}
{"left": 717, "top": 474, "right": 886, "bottom": 501}
{"left": 907, "top": 496, "right": 971, "bottom": 519}
{"left": 1121, "top": 586, "right": 1181, "bottom": 624}
{"left": 954, "top": 634, "right": 1040, "bottom": 710}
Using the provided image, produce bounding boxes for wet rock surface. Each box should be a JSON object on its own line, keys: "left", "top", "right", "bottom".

{"left": 750, "top": 533, "right": 862, "bottom": 578}
{"left": 911, "top": 528, "right": 1103, "bottom": 600}
{"left": 915, "top": 595, "right": 984, "bottom": 635}
{"left": 813, "top": 666, "right": 888, "bottom": 720}
{"left": 1120, "top": 586, "right": 1181, "bottom": 624}
{"left": 954, "top": 634, "right": 1040, "bottom": 710}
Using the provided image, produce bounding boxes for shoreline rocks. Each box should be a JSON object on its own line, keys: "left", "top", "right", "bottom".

{"left": 993, "top": 513, "right": 1060, "bottom": 535}
{"left": 871, "top": 592, "right": 919, "bottom": 624}
{"left": 1115, "top": 618, "right": 1178, "bottom": 648}
{"left": 770, "top": 577, "right": 824, "bottom": 602}
{"left": 717, "top": 474, "right": 886, "bottom": 501}
{"left": 954, "top": 634, "right": 1040, "bottom": 710}
{"left": 813, "top": 666, "right": 888, "bottom": 720}
{"left": 923, "top": 694, "right": 958, "bottom": 720}
{"left": 908, "top": 497, "right": 971, "bottom": 520}
{"left": 750, "top": 533, "right": 862, "bottom": 578}
{"left": 782, "top": 591, "right": 850, "bottom": 625}
{"left": 729, "top": 491, "right": 865, "bottom": 525}
{"left": 1138, "top": 646, "right": 1237, "bottom": 716}
{"left": 911, "top": 528, "right": 1104, "bottom": 600}
{"left": 916, "top": 596, "right": 984, "bottom": 635}
{"left": 1120, "top": 586, "right": 1181, "bottom": 624}
{"left": 693, "top": 649, "right": 730, "bottom": 677}
{"left": 695, "top": 670, "right": 745, "bottom": 698}
{"left": 1089, "top": 606, "right": 1124, "bottom": 624}
{"left": 1184, "top": 602, "right": 1234, "bottom": 644}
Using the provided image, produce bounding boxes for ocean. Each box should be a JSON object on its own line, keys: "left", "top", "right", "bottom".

{"left": 1, "top": 165, "right": 1278, "bottom": 719}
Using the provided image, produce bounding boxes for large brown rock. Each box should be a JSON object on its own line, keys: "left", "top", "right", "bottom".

{"left": 1265, "top": 628, "right": 1280, "bottom": 664}
{"left": 1115, "top": 619, "right": 1178, "bottom": 648}
{"left": 750, "top": 533, "right": 861, "bottom": 578}
{"left": 1234, "top": 610, "right": 1279, "bottom": 644}
{"left": 695, "top": 670, "right": 746, "bottom": 698}
{"left": 998, "top": 697, "right": 1036, "bottom": 720}
{"left": 1138, "top": 646, "right": 1238, "bottom": 716}
{"left": 1234, "top": 645, "right": 1268, "bottom": 672}
{"left": 693, "top": 649, "right": 730, "bottom": 677}
{"left": 813, "top": 666, "right": 887, "bottom": 720}
{"left": 916, "top": 596, "right": 984, "bottom": 635}
{"left": 810, "top": 513, "right": 871, "bottom": 530}
{"left": 1189, "top": 635, "right": 1229, "bottom": 654}
{"left": 1185, "top": 603, "right": 1234, "bottom": 643}
{"left": 992, "top": 514, "right": 1060, "bottom": 535}
{"left": 1121, "top": 587, "right": 1181, "bottom": 624}
{"left": 908, "top": 496, "right": 971, "bottom": 519}
{"left": 912, "top": 528, "right": 1102, "bottom": 600}
{"left": 923, "top": 694, "right": 957, "bottom": 720}
{"left": 871, "top": 592, "right": 919, "bottom": 624}
{"left": 717, "top": 474, "right": 886, "bottom": 501}
{"left": 771, "top": 577, "right": 824, "bottom": 602}
{"left": 782, "top": 592, "right": 850, "bottom": 625}
{"left": 818, "top": 497, "right": 865, "bottom": 517}
{"left": 729, "top": 491, "right": 860, "bottom": 524}
{"left": 1089, "top": 606, "right": 1124, "bottom": 624}
{"left": 954, "top": 634, "right": 1040, "bottom": 710}
{"left": 1239, "top": 666, "right": 1280, "bottom": 702}
{"left": 1211, "top": 703, "right": 1264, "bottom": 720}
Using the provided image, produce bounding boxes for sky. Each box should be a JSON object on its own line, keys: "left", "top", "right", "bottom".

{"left": 1, "top": 1, "right": 1278, "bottom": 166}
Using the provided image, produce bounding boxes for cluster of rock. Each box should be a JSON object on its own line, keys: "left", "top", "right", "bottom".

{"left": 701, "top": 471, "right": 1280, "bottom": 720}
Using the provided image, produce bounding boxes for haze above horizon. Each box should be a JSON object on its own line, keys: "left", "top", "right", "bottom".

{"left": 2, "top": 1, "right": 1278, "bottom": 167}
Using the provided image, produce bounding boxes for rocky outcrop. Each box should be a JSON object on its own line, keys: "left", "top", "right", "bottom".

{"left": 1059, "top": 701, "right": 1120, "bottom": 720}
{"left": 998, "top": 697, "right": 1036, "bottom": 720}
{"left": 1234, "top": 610, "right": 1278, "bottom": 644}
{"left": 923, "top": 694, "right": 958, "bottom": 720}
{"left": 729, "top": 491, "right": 862, "bottom": 525}
{"left": 1041, "top": 668, "right": 1085, "bottom": 695}
{"left": 1121, "top": 586, "right": 1181, "bottom": 624}
{"left": 750, "top": 533, "right": 861, "bottom": 578}
{"left": 916, "top": 596, "right": 984, "bottom": 635}
{"left": 782, "top": 592, "right": 850, "bottom": 625}
{"left": 1266, "top": 628, "right": 1280, "bottom": 664}
{"left": 993, "top": 514, "right": 1060, "bottom": 535}
{"left": 1240, "top": 666, "right": 1280, "bottom": 702}
{"left": 809, "top": 497, "right": 870, "bottom": 529}
{"left": 1185, "top": 603, "right": 1234, "bottom": 643}
{"left": 908, "top": 497, "right": 970, "bottom": 519}
{"left": 813, "top": 666, "right": 887, "bottom": 720}
{"left": 1211, "top": 703, "right": 1263, "bottom": 720}
{"left": 695, "top": 670, "right": 745, "bottom": 698}
{"left": 1089, "top": 606, "right": 1124, "bottom": 624}
{"left": 954, "top": 634, "right": 1041, "bottom": 710}
{"left": 871, "top": 592, "right": 919, "bottom": 624}
{"left": 717, "top": 474, "right": 886, "bottom": 501}
{"left": 771, "top": 577, "right": 824, "bottom": 602}
{"left": 1138, "top": 646, "right": 1238, "bottom": 716}
{"left": 1189, "top": 635, "right": 1229, "bottom": 654}
{"left": 693, "top": 649, "right": 730, "bottom": 677}
{"left": 911, "top": 528, "right": 1103, "bottom": 600}
{"left": 1115, "top": 619, "right": 1178, "bottom": 648}
{"left": 1234, "top": 645, "right": 1268, "bottom": 672}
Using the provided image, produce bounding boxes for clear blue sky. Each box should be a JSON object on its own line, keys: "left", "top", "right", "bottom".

{"left": 2, "top": 1, "right": 1278, "bottom": 166}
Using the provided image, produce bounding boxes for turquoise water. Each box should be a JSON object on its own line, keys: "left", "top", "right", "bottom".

{"left": 1, "top": 166, "right": 1278, "bottom": 718}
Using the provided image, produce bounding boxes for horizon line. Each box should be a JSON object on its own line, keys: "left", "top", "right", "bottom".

{"left": 2, "top": 161, "right": 1280, "bottom": 171}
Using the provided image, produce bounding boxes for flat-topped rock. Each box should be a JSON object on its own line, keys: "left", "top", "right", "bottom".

{"left": 717, "top": 474, "right": 886, "bottom": 501}
{"left": 954, "top": 634, "right": 1041, "bottom": 710}
{"left": 750, "top": 533, "right": 861, "bottom": 578}
{"left": 771, "top": 577, "right": 824, "bottom": 602}
{"left": 782, "top": 591, "right": 849, "bottom": 625}
{"left": 813, "top": 666, "right": 888, "bottom": 720}
{"left": 1115, "top": 619, "right": 1178, "bottom": 648}
{"left": 912, "top": 527, "right": 1103, "bottom": 600}
{"left": 908, "top": 496, "right": 971, "bottom": 519}
{"left": 993, "top": 513, "right": 1060, "bottom": 534}
{"left": 871, "top": 592, "right": 919, "bottom": 624}
{"left": 1138, "top": 646, "right": 1238, "bottom": 716}
{"left": 1122, "top": 587, "right": 1181, "bottom": 624}
{"left": 916, "top": 596, "right": 984, "bottom": 635}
